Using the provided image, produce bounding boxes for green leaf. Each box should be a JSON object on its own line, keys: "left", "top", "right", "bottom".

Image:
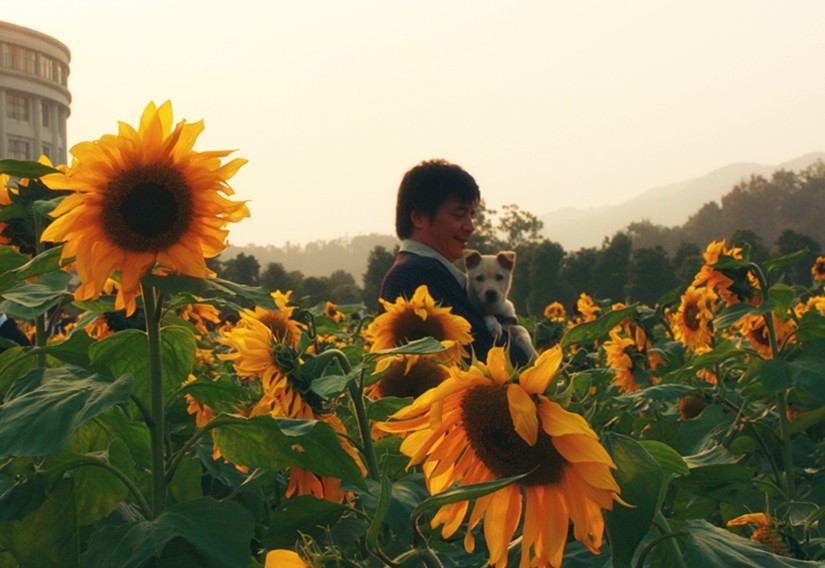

{"left": 682, "top": 445, "right": 738, "bottom": 468}
{"left": 31, "top": 329, "right": 95, "bottom": 369}
{"left": 0, "top": 270, "right": 71, "bottom": 318}
{"left": 790, "top": 405, "right": 825, "bottom": 434}
{"left": 797, "top": 310, "right": 825, "bottom": 341}
{"left": 768, "top": 283, "right": 795, "bottom": 315}
{"left": 603, "top": 433, "right": 664, "bottom": 568}
{"left": 0, "top": 478, "right": 79, "bottom": 567}
{"left": 0, "top": 246, "right": 64, "bottom": 292}
{"left": 639, "top": 440, "right": 689, "bottom": 478}
{"left": 90, "top": 326, "right": 196, "bottom": 404}
{"left": 43, "top": 443, "right": 132, "bottom": 525}
{"left": 561, "top": 305, "right": 637, "bottom": 349}
{"left": 685, "top": 519, "right": 821, "bottom": 567}
{"left": 366, "top": 470, "right": 393, "bottom": 554}
{"left": 0, "top": 346, "right": 37, "bottom": 398}
{"left": 366, "top": 396, "right": 413, "bottom": 421}
{"left": 672, "top": 464, "right": 754, "bottom": 500}
{"left": 713, "top": 302, "right": 764, "bottom": 329}
{"left": 410, "top": 471, "right": 531, "bottom": 529}
{"left": 262, "top": 495, "right": 348, "bottom": 549}
{"left": 788, "top": 340, "right": 825, "bottom": 402}
{"left": 373, "top": 336, "right": 447, "bottom": 356}
{"left": 616, "top": 384, "right": 694, "bottom": 404}
{"left": 0, "top": 159, "right": 59, "bottom": 178}
{"left": 309, "top": 366, "right": 363, "bottom": 400}
{"left": 759, "top": 359, "right": 794, "bottom": 393}
{"left": 764, "top": 249, "right": 810, "bottom": 273}
{"left": 180, "top": 378, "right": 251, "bottom": 415}
{"left": 0, "top": 366, "right": 132, "bottom": 458}
{"left": 82, "top": 497, "right": 255, "bottom": 568}
{"left": 0, "top": 247, "right": 29, "bottom": 274}
{"left": 211, "top": 415, "right": 365, "bottom": 488}
{"left": 142, "top": 273, "right": 277, "bottom": 310}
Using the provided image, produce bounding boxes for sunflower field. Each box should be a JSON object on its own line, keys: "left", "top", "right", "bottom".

{"left": 0, "top": 103, "right": 824, "bottom": 568}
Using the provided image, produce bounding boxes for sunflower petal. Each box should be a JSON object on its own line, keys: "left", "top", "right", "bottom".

{"left": 507, "top": 383, "right": 539, "bottom": 445}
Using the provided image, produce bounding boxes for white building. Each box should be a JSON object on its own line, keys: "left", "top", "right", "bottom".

{"left": 0, "top": 21, "right": 70, "bottom": 165}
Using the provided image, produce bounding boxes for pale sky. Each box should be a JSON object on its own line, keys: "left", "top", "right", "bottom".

{"left": 8, "top": 1, "right": 825, "bottom": 247}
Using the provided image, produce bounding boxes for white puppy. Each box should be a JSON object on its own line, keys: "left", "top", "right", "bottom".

{"left": 463, "top": 249, "right": 538, "bottom": 363}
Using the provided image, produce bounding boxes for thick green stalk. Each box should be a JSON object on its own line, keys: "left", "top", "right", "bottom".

{"left": 33, "top": 211, "right": 46, "bottom": 367}
{"left": 142, "top": 284, "right": 167, "bottom": 517}
{"left": 318, "top": 349, "right": 379, "bottom": 480}
{"left": 750, "top": 262, "right": 795, "bottom": 499}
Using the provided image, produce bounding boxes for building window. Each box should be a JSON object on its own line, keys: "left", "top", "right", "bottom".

{"left": 8, "top": 137, "right": 31, "bottom": 160}
{"left": 41, "top": 101, "right": 51, "bottom": 129}
{"left": 41, "top": 143, "right": 52, "bottom": 161}
{"left": 39, "top": 55, "right": 56, "bottom": 81}
{"left": 5, "top": 44, "right": 36, "bottom": 75}
{"left": 7, "top": 93, "right": 30, "bottom": 121}
{"left": 56, "top": 63, "right": 66, "bottom": 86}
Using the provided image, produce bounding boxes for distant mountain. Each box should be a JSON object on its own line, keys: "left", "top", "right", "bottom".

{"left": 539, "top": 152, "right": 825, "bottom": 251}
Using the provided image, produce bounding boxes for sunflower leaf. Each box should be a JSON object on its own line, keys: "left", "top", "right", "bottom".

{"left": 262, "top": 495, "right": 349, "bottom": 550}
{"left": 210, "top": 415, "right": 366, "bottom": 488}
{"left": 713, "top": 302, "right": 772, "bottom": 329}
{"left": 0, "top": 366, "right": 132, "bottom": 458}
{"left": 366, "top": 467, "right": 394, "bottom": 555}
{"left": 142, "top": 273, "right": 277, "bottom": 310}
{"left": 561, "top": 305, "right": 637, "bottom": 349}
{"left": 0, "top": 245, "right": 64, "bottom": 292}
{"left": 81, "top": 497, "right": 255, "bottom": 568}
{"left": 0, "top": 159, "right": 59, "bottom": 178}
{"left": 409, "top": 470, "right": 532, "bottom": 540}
{"left": 373, "top": 336, "right": 447, "bottom": 356}
{"left": 603, "top": 433, "right": 664, "bottom": 568}
{"left": 764, "top": 248, "right": 810, "bottom": 273}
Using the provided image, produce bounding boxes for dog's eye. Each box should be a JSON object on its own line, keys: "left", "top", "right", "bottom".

{"left": 475, "top": 275, "right": 484, "bottom": 282}
{"left": 495, "top": 274, "right": 504, "bottom": 281}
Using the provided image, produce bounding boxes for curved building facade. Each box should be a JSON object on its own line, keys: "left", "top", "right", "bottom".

{"left": 0, "top": 21, "right": 71, "bottom": 165}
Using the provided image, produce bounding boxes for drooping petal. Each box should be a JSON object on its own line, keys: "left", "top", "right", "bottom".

{"left": 507, "top": 383, "right": 539, "bottom": 445}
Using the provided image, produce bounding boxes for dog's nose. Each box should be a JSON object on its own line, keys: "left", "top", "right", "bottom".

{"left": 484, "top": 290, "right": 498, "bottom": 303}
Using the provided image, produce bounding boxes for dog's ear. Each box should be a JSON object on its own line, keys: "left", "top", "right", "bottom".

{"left": 496, "top": 251, "right": 516, "bottom": 270}
{"left": 463, "top": 249, "right": 482, "bottom": 269}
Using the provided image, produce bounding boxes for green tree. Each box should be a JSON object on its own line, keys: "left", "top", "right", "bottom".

{"left": 467, "top": 199, "right": 503, "bottom": 252}
{"left": 672, "top": 242, "right": 703, "bottom": 285}
{"left": 560, "top": 247, "right": 598, "bottom": 298}
{"left": 625, "top": 246, "right": 676, "bottom": 305}
{"left": 774, "top": 229, "right": 822, "bottom": 284}
{"left": 221, "top": 252, "right": 260, "bottom": 285}
{"left": 525, "top": 240, "right": 570, "bottom": 315}
{"left": 362, "top": 245, "right": 398, "bottom": 311}
{"left": 327, "top": 269, "right": 363, "bottom": 304}
{"left": 260, "top": 262, "right": 304, "bottom": 294}
{"left": 497, "top": 204, "right": 544, "bottom": 249}
{"left": 593, "top": 233, "right": 632, "bottom": 302}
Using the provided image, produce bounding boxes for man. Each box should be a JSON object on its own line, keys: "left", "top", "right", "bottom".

{"left": 380, "top": 159, "right": 530, "bottom": 366}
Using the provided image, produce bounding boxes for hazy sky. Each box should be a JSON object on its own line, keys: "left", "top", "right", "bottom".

{"left": 8, "top": 1, "right": 825, "bottom": 247}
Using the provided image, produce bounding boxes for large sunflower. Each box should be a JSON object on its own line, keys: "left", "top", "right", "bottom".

{"left": 378, "top": 346, "right": 623, "bottom": 568}
{"left": 364, "top": 285, "right": 473, "bottom": 362}
{"left": 737, "top": 313, "right": 796, "bottom": 360}
{"left": 692, "top": 240, "right": 759, "bottom": 306}
{"left": 670, "top": 286, "right": 717, "bottom": 351}
{"left": 365, "top": 354, "right": 453, "bottom": 400}
{"left": 40, "top": 101, "right": 249, "bottom": 315}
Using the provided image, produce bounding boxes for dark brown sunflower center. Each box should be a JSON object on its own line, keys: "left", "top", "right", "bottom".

{"left": 684, "top": 303, "right": 701, "bottom": 331}
{"left": 103, "top": 164, "right": 194, "bottom": 251}
{"left": 391, "top": 311, "right": 446, "bottom": 345}
{"left": 258, "top": 313, "right": 294, "bottom": 343}
{"left": 461, "top": 384, "right": 566, "bottom": 486}
{"left": 377, "top": 359, "right": 448, "bottom": 399}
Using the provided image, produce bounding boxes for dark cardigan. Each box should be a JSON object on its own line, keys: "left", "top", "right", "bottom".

{"left": 379, "top": 252, "right": 530, "bottom": 367}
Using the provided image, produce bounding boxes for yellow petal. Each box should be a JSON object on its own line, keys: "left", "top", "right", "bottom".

{"left": 507, "top": 384, "right": 538, "bottom": 446}
{"left": 553, "top": 434, "right": 615, "bottom": 467}
{"left": 264, "top": 549, "right": 310, "bottom": 568}
{"left": 727, "top": 512, "right": 771, "bottom": 527}
{"left": 519, "top": 344, "right": 562, "bottom": 394}
{"left": 483, "top": 485, "right": 522, "bottom": 567}
{"left": 538, "top": 397, "right": 599, "bottom": 440}
{"left": 487, "top": 347, "right": 510, "bottom": 384}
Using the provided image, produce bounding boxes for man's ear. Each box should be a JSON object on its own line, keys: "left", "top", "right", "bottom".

{"left": 410, "top": 209, "right": 429, "bottom": 231}
{"left": 463, "top": 249, "right": 482, "bottom": 270}
{"left": 496, "top": 251, "right": 516, "bottom": 271}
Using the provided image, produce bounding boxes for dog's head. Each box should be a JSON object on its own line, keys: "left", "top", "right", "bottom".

{"left": 463, "top": 249, "right": 516, "bottom": 307}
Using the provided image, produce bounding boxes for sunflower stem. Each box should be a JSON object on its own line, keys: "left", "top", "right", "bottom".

{"left": 142, "top": 283, "right": 167, "bottom": 517}
{"left": 653, "top": 512, "right": 688, "bottom": 568}
{"left": 749, "top": 262, "right": 796, "bottom": 499}
{"left": 317, "top": 348, "right": 379, "bottom": 480}
{"left": 33, "top": 210, "right": 47, "bottom": 367}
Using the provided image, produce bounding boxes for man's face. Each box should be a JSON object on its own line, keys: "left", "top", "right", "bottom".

{"left": 411, "top": 198, "right": 476, "bottom": 263}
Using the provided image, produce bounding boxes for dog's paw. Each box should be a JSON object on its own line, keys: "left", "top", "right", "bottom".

{"left": 485, "top": 315, "right": 503, "bottom": 339}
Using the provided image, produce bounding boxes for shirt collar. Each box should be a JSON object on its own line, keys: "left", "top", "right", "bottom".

{"left": 400, "top": 239, "right": 467, "bottom": 288}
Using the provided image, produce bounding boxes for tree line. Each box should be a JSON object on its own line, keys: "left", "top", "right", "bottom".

{"left": 209, "top": 162, "right": 824, "bottom": 314}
